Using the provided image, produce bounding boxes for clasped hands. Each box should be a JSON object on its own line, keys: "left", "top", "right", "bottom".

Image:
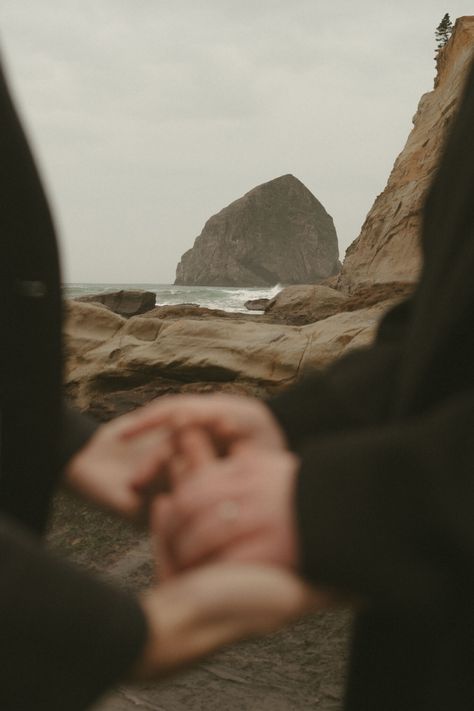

{"left": 65, "top": 394, "right": 327, "bottom": 679}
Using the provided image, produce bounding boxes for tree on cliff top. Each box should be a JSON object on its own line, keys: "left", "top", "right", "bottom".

{"left": 435, "top": 13, "right": 453, "bottom": 54}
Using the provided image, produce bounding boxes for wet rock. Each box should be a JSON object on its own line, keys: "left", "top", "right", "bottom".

{"left": 75, "top": 289, "right": 156, "bottom": 318}
{"left": 245, "top": 298, "right": 271, "bottom": 311}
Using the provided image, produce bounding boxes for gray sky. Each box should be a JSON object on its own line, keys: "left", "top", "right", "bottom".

{"left": 1, "top": 1, "right": 472, "bottom": 283}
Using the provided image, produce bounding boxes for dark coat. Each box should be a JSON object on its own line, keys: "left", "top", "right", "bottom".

{"left": 269, "top": 60, "right": 474, "bottom": 710}
{"left": 0, "top": 63, "right": 146, "bottom": 710}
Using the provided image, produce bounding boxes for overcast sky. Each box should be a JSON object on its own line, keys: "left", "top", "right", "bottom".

{"left": 1, "top": 1, "right": 472, "bottom": 283}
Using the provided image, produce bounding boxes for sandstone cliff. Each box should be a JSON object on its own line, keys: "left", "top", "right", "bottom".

{"left": 340, "top": 16, "right": 474, "bottom": 289}
{"left": 175, "top": 174, "right": 340, "bottom": 287}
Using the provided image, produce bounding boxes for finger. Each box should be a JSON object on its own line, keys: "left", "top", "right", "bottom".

{"left": 213, "top": 417, "right": 243, "bottom": 442}
{"left": 107, "top": 486, "right": 144, "bottom": 522}
{"left": 120, "top": 395, "right": 230, "bottom": 440}
{"left": 209, "top": 564, "right": 324, "bottom": 624}
{"left": 152, "top": 496, "right": 178, "bottom": 581}
{"left": 203, "top": 414, "right": 262, "bottom": 456}
{"left": 163, "top": 428, "right": 219, "bottom": 490}
{"left": 169, "top": 459, "right": 244, "bottom": 534}
{"left": 215, "top": 535, "right": 293, "bottom": 569}
{"left": 170, "top": 497, "right": 259, "bottom": 570}
{"left": 167, "top": 449, "right": 188, "bottom": 488}
{"left": 112, "top": 405, "right": 175, "bottom": 438}
{"left": 179, "top": 428, "right": 218, "bottom": 470}
{"left": 131, "top": 435, "right": 174, "bottom": 493}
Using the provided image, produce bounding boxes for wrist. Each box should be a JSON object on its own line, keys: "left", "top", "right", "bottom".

{"left": 129, "top": 570, "right": 252, "bottom": 680}
{"left": 62, "top": 441, "right": 94, "bottom": 495}
{"left": 130, "top": 584, "right": 198, "bottom": 680}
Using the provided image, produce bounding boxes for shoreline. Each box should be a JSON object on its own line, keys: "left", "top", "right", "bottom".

{"left": 63, "top": 282, "right": 283, "bottom": 315}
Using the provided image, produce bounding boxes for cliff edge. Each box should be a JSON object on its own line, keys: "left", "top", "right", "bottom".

{"left": 340, "top": 16, "right": 474, "bottom": 290}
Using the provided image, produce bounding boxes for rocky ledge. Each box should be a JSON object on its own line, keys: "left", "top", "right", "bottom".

{"left": 64, "top": 281, "right": 408, "bottom": 421}
{"left": 339, "top": 16, "right": 474, "bottom": 289}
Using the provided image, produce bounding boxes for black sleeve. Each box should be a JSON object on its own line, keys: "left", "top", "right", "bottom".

{"left": 59, "top": 402, "right": 99, "bottom": 469}
{"left": 0, "top": 513, "right": 148, "bottom": 711}
{"left": 294, "top": 387, "right": 474, "bottom": 613}
{"left": 268, "top": 296, "right": 414, "bottom": 447}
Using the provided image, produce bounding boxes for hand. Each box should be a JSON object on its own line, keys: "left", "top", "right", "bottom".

{"left": 121, "top": 393, "right": 287, "bottom": 457}
{"left": 132, "top": 563, "right": 321, "bottom": 679}
{"left": 65, "top": 413, "right": 172, "bottom": 520}
{"left": 153, "top": 429, "right": 300, "bottom": 577}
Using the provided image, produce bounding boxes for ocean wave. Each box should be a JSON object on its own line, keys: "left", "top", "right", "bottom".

{"left": 63, "top": 282, "right": 283, "bottom": 313}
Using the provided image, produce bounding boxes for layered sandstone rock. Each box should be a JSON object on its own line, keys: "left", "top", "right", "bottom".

{"left": 64, "top": 299, "right": 387, "bottom": 419}
{"left": 175, "top": 175, "right": 340, "bottom": 287}
{"left": 340, "top": 16, "right": 474, "bottom": 289}
{"left": 75, "top": 289, "right": 156, "bottom": 317}
{"left": 264, "top": 285, "right": 348, "bottom": 325}
{"left": 254, "top": 282, "right": 413, "bottom": 324}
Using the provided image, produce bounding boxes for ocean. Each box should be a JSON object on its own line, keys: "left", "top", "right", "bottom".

{"left": 63, "top": 283, "right": 282, "bottom": 314}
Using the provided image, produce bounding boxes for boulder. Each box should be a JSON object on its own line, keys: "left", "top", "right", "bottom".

{"left": 175, "top": 174, "right": 340, "bottom": 287}
{"left": 264, "top": 285, "right": 348, "bottom": 325}
{"left": 75, "top": 289, "right": 156, "bottom": 317}
{"left": 340, "top": 16, "right": 474, "bottom": 289}
{"left": 245, "top": 298, "right": 271, "bottom": 311}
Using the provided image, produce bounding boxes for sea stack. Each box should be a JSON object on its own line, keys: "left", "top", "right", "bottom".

{"left": 175, "top": 174, "right": 340, "bottom": 287}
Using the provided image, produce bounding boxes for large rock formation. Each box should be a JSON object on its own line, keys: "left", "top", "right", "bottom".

{"left": 340, "top": 16, "right": 474, "bottom": 289}
{"left": 175, "top": 174, "right": 340, "bottom": 287}
{"left": 64, "top": 299, "right": 389, "bottom": 419}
